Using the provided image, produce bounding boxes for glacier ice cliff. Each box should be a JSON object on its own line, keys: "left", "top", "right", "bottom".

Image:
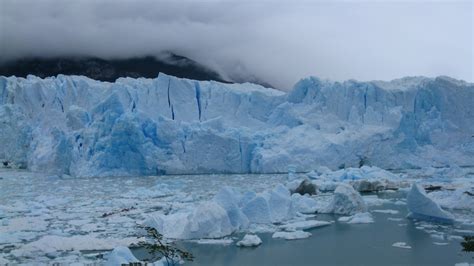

{"left": 0, "top": 73, "right": 473, "bottom": 177}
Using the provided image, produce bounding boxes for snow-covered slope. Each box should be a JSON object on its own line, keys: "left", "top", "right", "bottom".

{"left": 0, "top": 73, "right": 472, "bottom": 177}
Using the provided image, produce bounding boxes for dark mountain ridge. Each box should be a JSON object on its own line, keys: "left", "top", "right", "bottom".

{"left": 0, "top": 53, "right": 229, "bottom": 83}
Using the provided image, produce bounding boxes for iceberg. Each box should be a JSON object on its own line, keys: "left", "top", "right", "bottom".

{"left": 106, "top": 246, "right": 140, "bottom": 266}
{"left": 323, "top": 184, "right": 368, "bottom": 215}
{"left": 236, "top": 234, "right": 262, "bottom": 247}
{"left": 272, "top": 230, "right": 312, "bottom": 240}
{"left": 242, "top": 185, "right": 293, "bottom": 224}
{"left": 0, "top": 74, "right": 473, "bottom": 177}
{"left": 213, "top": 187, "right": 249, "bottom": 231}
{"left": 241, "top": 195, "right": 273, "bottom": 224}
{"left": 145, "top": 201, "right": 234, "bottom": 239}
{"left": 406, "top": 184, "right": 455, "bottom": 224}
{"left": 146, "top": 184, "right": 298, "bottom": 239}
{"left": 290, "top": 193, "right": 318, "bottom": 214}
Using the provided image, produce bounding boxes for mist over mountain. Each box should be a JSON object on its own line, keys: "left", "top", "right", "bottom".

{"left": 0, "top": 53, "right": 274, "bottom": 88}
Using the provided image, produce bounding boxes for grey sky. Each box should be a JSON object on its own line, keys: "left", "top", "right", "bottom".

{"left": 0, "top": 0, "right": 472, "bottom": 89}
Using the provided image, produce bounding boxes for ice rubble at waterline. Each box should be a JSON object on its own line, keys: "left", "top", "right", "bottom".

{"left": 1, "top": 165, "right": 473, "bottom": 264}
{"left": 145, "top": 164, "right": 474, "bottom": 239}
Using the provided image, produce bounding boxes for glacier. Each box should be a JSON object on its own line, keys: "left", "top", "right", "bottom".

{"left": 0, "top": 73, "right": 473, "bottom": 177}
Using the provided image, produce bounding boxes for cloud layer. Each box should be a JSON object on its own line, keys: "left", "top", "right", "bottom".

{"left": 1, "top": 0, "right": 472, "bottom": 89}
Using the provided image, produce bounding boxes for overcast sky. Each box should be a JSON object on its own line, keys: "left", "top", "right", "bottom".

{"left": 0, "top": 0, "right": 472, "bottom": 89}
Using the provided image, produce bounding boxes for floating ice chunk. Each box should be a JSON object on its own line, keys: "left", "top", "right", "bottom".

{"left": 291, "top": 193, "right": 317, "bottom": 214}
{"left": 448, "top": 235, "right": 464, "bottom": 241}
{"left": 266, "top": 184, "right": 293, "bottom": 222}
{"left": 324, "top": 184, "right": 367, "bottom": 215}
{"left": 280, "top": 220, "right": 332, "bottom": 231}
{"left": 372, "top": 209, "right": 399, "bottom": 215}
{"left": 454, "top": 229, "right": 474, "bottom": 234}
{"left": 433, "top": 242, "right": 449, "bottom": 246}
{"left": 236, "top": 234, "right": 262, "bottom": 247}
{"left": 11, "top": 235, "right": 139, "bottom": 257}
{"left": 454, "top": 263, "right": 474, "bottom": 266}
{"left": 392, "top": 242, "right": 411, "bottom": 249}
{"left": 242, "top": 195, "right": 272, "bottom": 224}
{"left": 192, "top": 238, "right": 234, "bottom": 245}
{"left": 351, "top": 179, "right": 384, "bottom": 192}
{"left": 242, "top": 185, "right": 293, "bottom": 224}
{"left": 394, "top": 200, "right": 406, "bottom": 206}
{"left": 338, "top": 212, "right": 374, "bottom": 224}
{"left": 322, "top": 167, "right": 400, "bottom": 189}
{"left": 362, "top": 195, "right": 391, "bottom": 207}
{"left": 407, "top": 184, "right": 455, "bottom": 224}
{"left": 428, "top": 189, "right": 474, "bottom": 211}
{"left": 181, "top": 201, "right": 234, "bottom": 239}
{"left": 213, "top": 187, "right": 249, "bottom": 230}
{"left": 430, "top": 233, "right": 445, "bottom": 241}
{"left": 144, "top": 212, "right": 189, "bottom": 239}
{"left": 388, "top": 218, "right": 404, "bottom": 222}
{"left": 146, "top": 201, "right": 234, "bottom": 239}
{"left": 106, "top": 246, "right": 140, "bottom": 266}
{"left": 272, "top": 230, "right": 311, "bottom": 240}
{"left": 247, "top": 223, "right": 278, "bottom": 234}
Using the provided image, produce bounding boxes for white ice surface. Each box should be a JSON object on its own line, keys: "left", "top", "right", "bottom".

{"left": 338, "top": 212, "right": 374, "bottom": 224}
{"left": 236, "top": 234, "right": 262, "bottom": 247}
{"left": 272, "top": 231, "right": 312, "bottom": 240}
{"left": 280, "top": 220, "right": 333, "bottom": 231}
{"left": 392, "top": 242, "right": 412, "bottom": 249}
{"left": 372, "top": 209, "right": 399, "bottom": 215}
{"left": 105, "top": 246, "right": 140, "bottom": 266}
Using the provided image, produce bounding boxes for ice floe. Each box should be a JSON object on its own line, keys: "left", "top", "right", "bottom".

{"left": 236, "top": 234, "right": 262, "bottom": 247}
{"left": 338, "top": 212, "right": 374, "bottom": 224}
{"left": 392, "top": 242, "right": 412, "bottom": 249}
{"left": 280, "top": 220, "right": 333, "bottom": 231}
{"left": 372, "top": 209, "right": 399, "bottom": 215}
{"left": 272, "top": 231, "right": 312, "bottom": 240}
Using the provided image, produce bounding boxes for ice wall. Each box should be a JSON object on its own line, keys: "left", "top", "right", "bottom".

{"left": 0, "top": 73, "right": 472, "bottom": 177}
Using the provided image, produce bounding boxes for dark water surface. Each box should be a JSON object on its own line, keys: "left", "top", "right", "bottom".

{"left": 180, "top": 215, "right": 473, "bottom": 265}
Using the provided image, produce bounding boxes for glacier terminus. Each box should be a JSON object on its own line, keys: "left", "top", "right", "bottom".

{"left": 1, "top": 74, "right": 473, "bottom": 177}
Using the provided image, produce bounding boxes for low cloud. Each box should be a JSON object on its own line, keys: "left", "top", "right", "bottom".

{"left": 1, "top": 0, "right": 472, "bottom": 89}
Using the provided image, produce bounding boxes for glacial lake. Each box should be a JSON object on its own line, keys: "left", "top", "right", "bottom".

{"left": 0, "top": 169, "right": 473, "bottom": 265}
{"left": 133, "top": 191, "right": 474, "bottom": 266}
